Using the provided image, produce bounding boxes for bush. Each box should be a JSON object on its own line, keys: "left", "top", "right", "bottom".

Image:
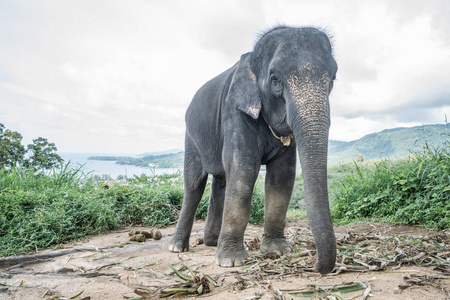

{"left": 0, "top": 164, "right": 272, "bottom": 256}
{"left": 0, "top": 167, "right": 186, "bottom": 256}
{"left": 331, "top": 141, "right": 450, "bottom": 229}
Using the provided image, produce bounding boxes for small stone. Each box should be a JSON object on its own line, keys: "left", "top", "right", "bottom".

{"left": 151, "top": 228, "right": 162, "bottom": 240}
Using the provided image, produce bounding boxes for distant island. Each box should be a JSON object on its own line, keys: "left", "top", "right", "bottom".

{"left": 88, "top": 124, "right": 449, "bottom": 167}
{"left": 88, "top": 149, "right": 183, "bottom": 168}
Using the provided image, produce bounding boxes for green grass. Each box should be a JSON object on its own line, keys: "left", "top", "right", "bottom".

{"left": 330, "top": 141, "right": 450, "bottom": 229}
{"left": 0, "top": 166, "right": 187, "bottom": 256}
{"left": 0, "top": 165, "right": 266, "bottom": 256}
{"left": 2, "top": 139, "right": 448, "bottom": 257}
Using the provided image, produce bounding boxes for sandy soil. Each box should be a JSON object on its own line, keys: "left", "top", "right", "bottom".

{"left": 1, "top": 220, "right": 449, "bottom": 300}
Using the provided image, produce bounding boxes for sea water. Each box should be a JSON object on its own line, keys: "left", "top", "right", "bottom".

{"left": 59, "top": 153, "right": 180, "bottom": 179}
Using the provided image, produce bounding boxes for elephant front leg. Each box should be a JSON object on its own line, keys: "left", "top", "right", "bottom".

{"left": 260, "top": 147, "right": 296, "bottom": 256}
{"left": 216, "top": 167, "right": 259, "bottom": 267}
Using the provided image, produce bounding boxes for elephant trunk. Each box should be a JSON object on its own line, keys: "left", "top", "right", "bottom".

{"left": 286, "top": 78, "right": 336, "bottom": 275}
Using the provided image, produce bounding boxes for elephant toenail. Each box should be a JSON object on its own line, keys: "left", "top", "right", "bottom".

{"left": 234, "top": 258, "right": 245, "bottom": 266}
{"left": 221, "top": 258, "right": 233, "bottom": 267}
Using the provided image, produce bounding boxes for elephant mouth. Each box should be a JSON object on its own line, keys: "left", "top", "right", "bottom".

{"left": 269, "top": 125, "right": 293, "bottom": 146}
{"left": 270, "top": 115, "right": 293, "bottom": 135}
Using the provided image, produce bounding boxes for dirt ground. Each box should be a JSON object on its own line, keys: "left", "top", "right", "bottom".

{"left": 1, "top": 220, "right": 449, "bottom": 300}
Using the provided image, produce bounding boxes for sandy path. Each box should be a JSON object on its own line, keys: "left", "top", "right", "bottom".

{"left": 0, "top": 220, "right": 449, "bottom": 299}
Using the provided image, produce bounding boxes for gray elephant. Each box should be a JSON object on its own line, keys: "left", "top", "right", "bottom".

{"left": 169, "top": 26, "right": 337, "bottom": 275}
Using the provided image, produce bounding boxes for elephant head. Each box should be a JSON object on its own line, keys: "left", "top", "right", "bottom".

{"left": 229, "top": 26, "right": 337, "bottom": 274}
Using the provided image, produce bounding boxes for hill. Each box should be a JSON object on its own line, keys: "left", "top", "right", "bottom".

{"left": 328, "top": 123, "right": 449, "bottom": 164}
{"left": 116, "top": 152, "right": 184, "bottom": 168}
{"left": 137, "top": 149, "right": 183, "bottom": 157}
{"left": 89, "top": 124, "right": 449, "bottom": 167}
{"left": 88, "top": 151, "right": 184, "bottom": 168}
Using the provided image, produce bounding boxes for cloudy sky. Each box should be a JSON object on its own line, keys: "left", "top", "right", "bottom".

{"left": 1, "top": 0, "right": 449, "bottom": 154}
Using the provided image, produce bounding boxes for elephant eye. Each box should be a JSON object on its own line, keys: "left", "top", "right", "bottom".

{"left": 270, "top": 74, "right": 283, "bottom": 96}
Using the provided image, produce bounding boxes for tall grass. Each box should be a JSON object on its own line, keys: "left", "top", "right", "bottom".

{"left": 0, "top": 165, "right": 266, "bottom": 256}
{"left": 0, "top": 167, "right": 186, "bottom": 256}
{"left": 3, "top": 139, "right": 447, "bottom": 257}
{"left": 331, "top": 141, "right": 450, "bottom": 229}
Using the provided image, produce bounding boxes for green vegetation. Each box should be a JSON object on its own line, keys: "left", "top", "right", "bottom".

{"left": 3, "top": 140, "right": 448, "bottom": 256}
{"left": 0, "top": 123, "right": 63, "bottom": 170}
{"left": 0, "top": 167, "right": 184, "bottom": 256}
{"left": 1, "top": 122, "right": 448, "bottom": 258}
{"left": 331, "top": 140, "right": 450, "bottom": 229}
{"left": 0, "top": 164, "right": 266, "bottom": 256}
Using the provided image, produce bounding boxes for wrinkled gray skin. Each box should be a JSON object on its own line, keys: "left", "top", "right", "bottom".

{"left": 169, "top": 26, "right": 337, "bottom": 275}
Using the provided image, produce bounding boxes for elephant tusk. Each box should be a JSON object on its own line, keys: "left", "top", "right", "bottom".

{"left": 268, "top": 125, "right": 293, "bottom": 146}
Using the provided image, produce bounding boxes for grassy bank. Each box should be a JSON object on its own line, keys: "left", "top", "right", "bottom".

{"left": 1, "top": 140, "right": 448, "bottom": 256}
{"left": 0, "top": 166, "right": 265, "bottom": 256}
{"left": 331, "top": 141, "right": 450, "bottom": 229}
{"left": 0, "top": 167, "right": 179, "bottom": 256}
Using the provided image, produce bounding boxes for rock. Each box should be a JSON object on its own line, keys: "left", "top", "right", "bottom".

{"left": 151, "top": 228, "right": 162, "bottom": 240}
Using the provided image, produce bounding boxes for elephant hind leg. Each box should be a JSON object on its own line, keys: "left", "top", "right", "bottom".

{"left": 204, "top": 175, "right": 226, "bottom": 246}
{"left": 169, "top": 140, "right": 208, "bottom": 253}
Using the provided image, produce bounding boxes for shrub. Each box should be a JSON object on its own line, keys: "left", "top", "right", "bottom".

{"left": 331, "top": 141, "right": 450, "bottom": 229}
{"left": 0, "top": 162, "right": 273, "bottom": 256}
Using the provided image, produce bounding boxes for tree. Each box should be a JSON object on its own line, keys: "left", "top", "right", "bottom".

{"left": 0, "top": 123, "right": 63, "bottom": 170}
{"left": 25, "top": 137, "right": 64, "bottom": 170}
{"left": 0, "top": 123, "right": 26, "bottom": 168}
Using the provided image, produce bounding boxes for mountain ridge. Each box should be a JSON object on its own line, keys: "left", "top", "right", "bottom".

{"left": 328, "top": 123, "right": 449, "bottom": 164}
{"left": 88, "top": 124, "right": 449, "bottom": 167}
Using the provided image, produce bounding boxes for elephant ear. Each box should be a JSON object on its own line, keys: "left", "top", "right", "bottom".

{"left": 226, "top": 52, "right": 261, "bottom": 119}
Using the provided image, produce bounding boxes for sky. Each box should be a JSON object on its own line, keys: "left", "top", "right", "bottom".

{"left": 0, "top": 0, "right": 449, "bottom": 154}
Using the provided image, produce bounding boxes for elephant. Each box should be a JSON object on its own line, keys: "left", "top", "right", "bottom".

{"left": 169, "top": 26, "right": 337, "bottom": 275}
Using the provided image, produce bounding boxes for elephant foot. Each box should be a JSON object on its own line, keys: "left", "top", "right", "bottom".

{"left": 203, "top": 229, "right": 219, "bottom": 246}
{"left": 168, "top": 235, "right": 190, "bottom": 252}
{"left": 215, "top": 244, "right": 248, "bottom": 267}
{"left": 260, "top": 235, "right": 292, "bottom": 256}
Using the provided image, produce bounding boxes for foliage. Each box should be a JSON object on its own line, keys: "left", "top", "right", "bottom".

{"left": 0, "top": 123, "right": 63, "bottom": 170}
{"left": 331, "top": 140, "right": 450, "bottom": 229}
{"left": 0, "top": 123, "right": 26, "bottom": 168}
{"left": 25, "top": 137, "right": 64, "bottom": 170}
{"left": 0, "top": 168, "right": 184, "bottom": 256}
{"left": 289, "top": 160, "right": 377, "bottom": 210}
{"left": 3, "top": 126, "right": 449, "bottom": 257}
{"left": 0, "top": 164, "right": 268, "bottom": 256}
